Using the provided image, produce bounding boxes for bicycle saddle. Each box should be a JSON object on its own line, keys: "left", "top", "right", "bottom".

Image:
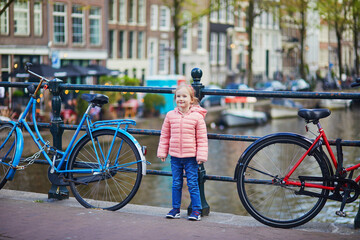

{"left": 298, "top": 109, "right": 331, "bottom": 122}
{"left": 81, "top": 93, "right": 109, "bottom": 106}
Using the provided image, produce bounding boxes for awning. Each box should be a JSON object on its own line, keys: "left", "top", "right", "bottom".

{"left": 10, "top": 63, "right": 67, "bottom": 79}
{"left": 10, "top": 64, "right": 120, "bottom": 79}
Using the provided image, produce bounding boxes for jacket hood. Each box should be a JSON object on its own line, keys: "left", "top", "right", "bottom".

{"left": 175, "top": 105, "right": 207, "bottom": 117}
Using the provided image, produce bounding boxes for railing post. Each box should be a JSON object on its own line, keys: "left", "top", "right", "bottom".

{"left": 187, "top": 68, "right": 210, "bottom": 216}
{"left": 47, "top": 78, "right": 69, "bottom": 200}
{"left": 355, "top": 201, "right": 360, "bottom": 228}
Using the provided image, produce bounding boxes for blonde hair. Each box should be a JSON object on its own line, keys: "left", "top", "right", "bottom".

{"left": 173, "top": 84, "right": 199, "bottom": 105}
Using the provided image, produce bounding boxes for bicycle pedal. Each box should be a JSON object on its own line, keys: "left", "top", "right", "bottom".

{"left": 335, "top": 210, "right": 347, "bottom": 217}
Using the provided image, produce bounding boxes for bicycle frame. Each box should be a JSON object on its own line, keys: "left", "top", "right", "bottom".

{"left": 284, "top": 121, "right": 360, "bottom": 190}
{"left": 4, "top": 92, "right": 146, "bottom": 180}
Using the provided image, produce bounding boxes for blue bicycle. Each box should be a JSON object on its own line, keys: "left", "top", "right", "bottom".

{"left": 0, "top": 63, "right": 147, "bottom": 211}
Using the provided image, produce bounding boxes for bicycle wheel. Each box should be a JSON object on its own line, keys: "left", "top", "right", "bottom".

{"left": 0, "top": 124, "right": 17, "bottom": 189}
{"left": 236, "top": 134, "right": 331, "bottom": 228}
{"left": 68, "top": 129, "right": 142, "bottom": 211}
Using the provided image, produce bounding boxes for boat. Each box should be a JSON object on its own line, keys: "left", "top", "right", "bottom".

{"left": 319, "top": 99, "right": 352, "bottom": 110}
{"left": 221, "top": 96, "right": 267, "bottom": 127}
{"left": 270, "top": 98, "right": 303, "bottom": 119}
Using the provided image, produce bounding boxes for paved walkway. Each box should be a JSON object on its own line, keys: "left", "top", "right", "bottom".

{"left": 0, "top": 189, "right": 359, "bottom": 240}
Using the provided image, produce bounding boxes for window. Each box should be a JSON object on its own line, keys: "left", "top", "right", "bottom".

{"left": 150, "top": 5, "right": 158, "bottom": 30}
{"left": 119, "top": 0, "right": 127, "bottom": 23}
{"left": 14, "top": 0, "right": 30, "bottom": 35}
{"left": 0, "top": 1, "right": 9, "bottom": 35}
{"left": 182, "top": 26, "right": 188, "bottom": 49}
{"left": 237, "top": 9, "right": 244, "bottom": 29}
{"left": 210, "top": 0, "right": 218, "bottom": 22}
{"left": 210, "top": 33, "right": 218, "bottom": 64}
{"left": 53, "top": 3, "right": 67, "bottom": 44}
{"left": 138, "top": 0, "right": 146, "bottom": 24}
{"left": 227, "top": 1, "right": 234, "bottom": 24}
{"left": 137, "top": 31, "right": 144, "bottom": 59}
{"left": 89, "top": 7, "right": 101, "bottom": 45}
{"left": 219, "top": 0, "right": 226, "bottom": 23}
{"left": 109, "top": 0, "right": 116, "bottom": 22}
{"left": 218, "top": 33, "right": 226, "bottom": 64}
{"left": 159, "top": 6, "right": 170, "bottom": 31}
{"left": 72, "top": 5, "right": 84, "bottom": 44}
{"left": 159, "top": 41, "right": 168, "bottom": 73}
{"left": 129, "top": 31, "right": 135, "bottom": 58}
{"left": 181, "top": 12, "right": 191, "bottom": 50}
{"left": 34, "top": 1, "right": 42, "bottom": 36}
{"left": 197, "top": 17, "right": 206, "bottom": 51}
{"left": 109, "top": 30, "right": 114, "bottom": 58}
{"left": 119, "top": 31, "right": 125, "bottom": 58}
{"left": 129, "top": 0, "right": 136, "bottom": 23}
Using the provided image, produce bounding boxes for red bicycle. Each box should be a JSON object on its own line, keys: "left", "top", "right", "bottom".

{"left": 235, "top": 83, "right": 360, "bottom": 228}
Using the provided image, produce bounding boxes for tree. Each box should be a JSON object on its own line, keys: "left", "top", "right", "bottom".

{"left": 162, "top": 0, "right": 214, "bottom": 74}
{"left": 318, "top": 0, "right": 352, "bottom": 78}
{"left": 280, "top": 0, "right": 311, "bottom": 80}
{"left": 234, "top": 0, "right": 276, "bottom": 87}
{"left": 351, "top": 0, "right": 360, "bottom": 76}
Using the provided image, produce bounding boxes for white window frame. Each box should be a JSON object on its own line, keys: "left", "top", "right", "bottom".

{"left": 159, "top": 41, "right": 169, "bottom": 74}
{"left": 119, "top": 30, "right": 127, "bottom": 59}
{"left": 150, "top": 5, "right": 158, "bottom": 31}
{"left": 226, "top": 2, "right": 234, "bottom": 24}
{"left": 138, "top": 0, "right": 146, "bottom": 25}
{"left": 119, "top": 0, "right": 127, "bottom": 24}
{"left": 129, "top": 0, "right": 137, "bottom": 24}
{"left": 210, "top": 0, "right": 218, "bottom": 22}
{"left": 197, "top": 17, "right": 206, "bottom": 52}
{"left": 108, "top": 0, "right": 117, "bottom": 23}
{"left": 218, "top": 33, "right": 226, "bottom": 65}
{"left": 159, "top": 6, "right": 170, "bottom": 31}
{"left": 71, "top": 4, "right": 84, "bottom": 45}
{"left": 0, "top": 1, "right": 9, "bottom": 35}
{"left": 137, "top": 31, "right": 145, "bottom": 59}
{"left": 14, "top": 0, "right": 30, "bottom": 36}
{"left": 210, "top": 33, "right": 218, "bottom": 65}
{"left": 129, "top": 31, "right": 136, "bottom": 58}
{"left": 219, "top": 0, "right": 226, "bottom": 23}
{"left": 53, "top": 3, "right": 67, "bottom": 44}
{"left": 34, "top": 1, "right": 42, "bottom": 36}
{"left": 148, "top": 38, "right": 158, "bottom": 75}
{"left": 89, "top": 6, "right": 102, "bottom": 46}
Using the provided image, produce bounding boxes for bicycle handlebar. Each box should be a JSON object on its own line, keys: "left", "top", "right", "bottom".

{"left": 25, "top": 62, "right": 51, "bottom": 96}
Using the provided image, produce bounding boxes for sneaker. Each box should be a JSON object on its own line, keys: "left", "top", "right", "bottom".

{"left": 166, "top": 208, "right": 180, "bottom": 219}
{"left": 188, "top": 210, "right": 201, "bottom": 221}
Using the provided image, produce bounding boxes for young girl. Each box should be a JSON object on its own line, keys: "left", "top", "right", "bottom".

{"left": 157, "top": 84, "right": 208, "bottom": 221}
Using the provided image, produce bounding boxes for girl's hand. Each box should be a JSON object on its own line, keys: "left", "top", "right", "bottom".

{"left": 161, "top": 158, "right": 166, "bottom": 162}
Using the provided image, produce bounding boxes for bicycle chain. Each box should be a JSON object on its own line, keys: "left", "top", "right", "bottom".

{"left": 16, "top": 141, "right": 50, "bottom": 170}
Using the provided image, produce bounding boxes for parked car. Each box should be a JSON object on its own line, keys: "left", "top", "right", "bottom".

{"left": 255, "top": 81, "right": 286, "bottom": 91}
{"left": 288, "top": 79, "right": 310, "bottom": 91}
{"left": 200, "top": 85, "right": 225, "bottom": 108}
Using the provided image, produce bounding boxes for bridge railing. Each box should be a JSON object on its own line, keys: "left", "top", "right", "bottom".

{"left": 1, "top": 68, "right": 360, "bottom": 222}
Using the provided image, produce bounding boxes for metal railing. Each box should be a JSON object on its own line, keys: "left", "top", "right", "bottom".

{"left": 1, "top": 68, "right": 360, "bottom": 222}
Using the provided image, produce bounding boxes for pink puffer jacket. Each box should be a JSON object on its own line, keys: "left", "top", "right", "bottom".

{"left": 157, "top": 105, "right": 208, "bottom": 162}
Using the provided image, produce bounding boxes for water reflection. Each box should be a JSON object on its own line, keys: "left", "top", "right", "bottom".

{"left": 4, "top": 109, "right": 360, "bottom": 224}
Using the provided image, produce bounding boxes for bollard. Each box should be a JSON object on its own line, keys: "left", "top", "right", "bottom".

{"left": 47, "top": 78, "right": 69, "bottom": 200}
{"left": 187, "top": 68, "right": 210, "bottom": 216}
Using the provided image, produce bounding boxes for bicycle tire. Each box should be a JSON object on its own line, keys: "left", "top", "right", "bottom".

{"left": 0, "top": 124, "right": 17, "bottom": 189}
{"left": 236, "top": 134, "right": 331, "bottom": 228}
{"left": 68, "top": 129, "right": 142, "bottom": 211}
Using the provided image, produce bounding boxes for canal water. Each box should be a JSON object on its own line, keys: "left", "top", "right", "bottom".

{"left": 4, "top": 108, "right": 360, "bottom": 224}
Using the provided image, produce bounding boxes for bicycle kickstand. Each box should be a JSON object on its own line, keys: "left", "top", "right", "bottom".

{"left": 335, "top": 170, "right": 354, "bottom": 217}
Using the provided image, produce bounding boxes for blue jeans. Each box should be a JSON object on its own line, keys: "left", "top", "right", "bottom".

{"left": 170, "top": 156, "right": 202, "bottom": 212}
